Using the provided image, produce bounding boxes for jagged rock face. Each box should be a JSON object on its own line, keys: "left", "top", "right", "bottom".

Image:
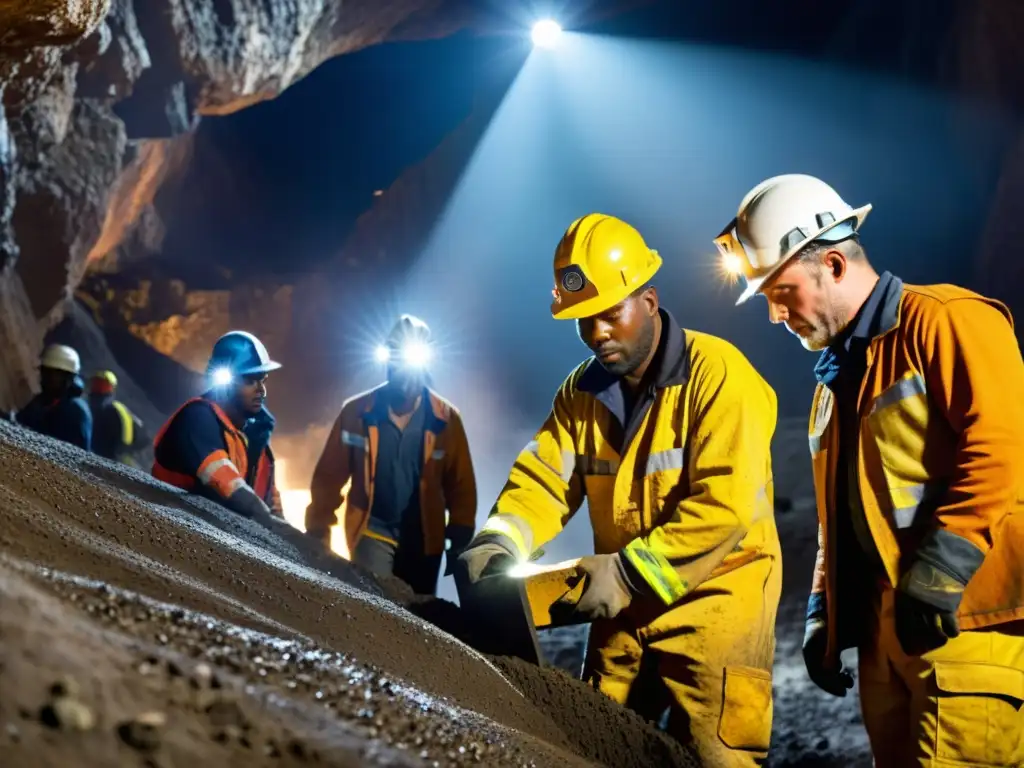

{"left": 78, "top": 272, "right": 292, "bottom": 374}
{"left": 0, "top": 0, "right": 472, "bottom": 410}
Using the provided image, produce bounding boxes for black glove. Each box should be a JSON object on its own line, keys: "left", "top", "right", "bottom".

{"left": 452, "top": 535, "right": 518, "bottom": 592}
{"left": 444, "top": 524, "right": 475, "bottom": 577}
{"left": 895, "top": 560, "right": 964, "bottom": 656}
{"left": 802, "top": 618, "right": 855, "bottom": 697}
{"left": 551, "top": 553, "right": 639, "bottom": 623}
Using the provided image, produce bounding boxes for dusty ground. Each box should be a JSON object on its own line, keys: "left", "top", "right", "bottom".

{"left": 0, "top": 420, "right": 699, "bottom": 767}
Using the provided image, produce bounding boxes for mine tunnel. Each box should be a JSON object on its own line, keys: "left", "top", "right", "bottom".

{"left": 2, "top": 1, "right": 1024, "bottom": 766}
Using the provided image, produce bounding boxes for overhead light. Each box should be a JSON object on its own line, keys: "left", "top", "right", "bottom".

{"left": 531, "top": 19, "right": 562, "bottom": 49}
{"left": 374, "top": 345, "right": 391, "bottom": 364}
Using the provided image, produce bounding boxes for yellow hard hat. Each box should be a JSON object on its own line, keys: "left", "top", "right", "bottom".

{"left": 550, "top": 214, "right": 662, "bottom": 320}
{"left": 90, "top": 370, "right": 118, "bottom": 394}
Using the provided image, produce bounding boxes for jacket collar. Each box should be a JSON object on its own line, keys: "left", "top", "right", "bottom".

{"left": 814, "top": 271, "right": 903, "bottom": 384}
{"left": 577, "top": 309, "right": 690, "bottom": 396}
{"left": 363, "top": 385, "right": 449, "bottom": 433}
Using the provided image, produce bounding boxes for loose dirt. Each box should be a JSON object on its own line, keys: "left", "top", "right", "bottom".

{"left": 0, "top": 421, "right": 701, "bottom": 767}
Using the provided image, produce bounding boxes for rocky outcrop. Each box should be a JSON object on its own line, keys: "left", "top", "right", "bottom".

{"left": 0, "top": 0, "right": 474, "bottom": 411}
{"left": 78, "top": 272, "right": 292, "bottom": 374}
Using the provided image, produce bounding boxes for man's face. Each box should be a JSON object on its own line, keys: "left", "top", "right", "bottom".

{"left": 762, "top": 252, "right": 850, "bottom": 352}
{"left": 386, "top": 360, "right": 426, "bottom": 401}
{"left": 40, "top": 367, "right": 69, "bottom": 397}
{"left": 235, "top": 374, "right": 267, "bottom": 415}
{"left": 576, "top": 291, "right": 658, "bottom": 377}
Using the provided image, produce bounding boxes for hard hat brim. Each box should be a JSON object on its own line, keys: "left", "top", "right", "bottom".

{"left": 551, "top": 258, "right": 662, "bottom": 320}
{"left": 734, "top": 203, "right": 871, "bottom": 305}
{"left": 236, "top": 360, "right": 282, "bottom": 376}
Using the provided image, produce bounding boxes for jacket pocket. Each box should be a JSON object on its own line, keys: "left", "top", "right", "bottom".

{"left": 934, "top": 660, "right": 1024, "bottom": 765}
{"left": 717, "top": 665, "right": 773, "bottom": 752}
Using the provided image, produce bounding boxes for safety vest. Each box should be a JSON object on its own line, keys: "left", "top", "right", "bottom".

{"left": 112, "top": 401, "right": 134, "bottom": 448}
{"left": 483, "top": 325, "right": 780, "bottom": 606}
{"left": 152, "top": 398, "right": 249, "bottom": 499}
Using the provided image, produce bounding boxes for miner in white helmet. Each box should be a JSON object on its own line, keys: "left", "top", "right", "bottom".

{"left": 15, "top": 343, "right": 92, "bottom": 451}
{"left": 717, "top": 173, "right": 1024, "bottom": 765}
{"left": 153, "top": 331, "right": 284, "bottom": 520}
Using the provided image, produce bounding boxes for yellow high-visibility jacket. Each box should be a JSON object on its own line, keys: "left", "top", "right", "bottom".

{"left": 808, "top": 282, "right": 1024, "bottom": 664}
{"left": 483, "top": 318, "right": 780, "bottom": 604}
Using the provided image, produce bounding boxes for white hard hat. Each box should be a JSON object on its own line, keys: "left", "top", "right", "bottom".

{"left": 715, "top": 174, "right": 872, "bottom": 304}
{"left": 40, "top": 344, "right": 81, "bottom": 374}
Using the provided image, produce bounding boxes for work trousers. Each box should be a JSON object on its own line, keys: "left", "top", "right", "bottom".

{"left": 584, "top": 554, "right": 781, "bottom": 766}
{"left": 353, "top": 535, "right": 442, "bottom": 597}
{"left": 860, "top": 587, "right": 1024, "bottom": 767}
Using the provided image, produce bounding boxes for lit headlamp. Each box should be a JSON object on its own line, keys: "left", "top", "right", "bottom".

{"left": 374, "top": 340, "right": 433, "bottom": 369}
{"left": 210, "top": 367, "right": 234, "bottom": 387}
{"left": 714, "top": 222, "right": 754, "bottom": 282}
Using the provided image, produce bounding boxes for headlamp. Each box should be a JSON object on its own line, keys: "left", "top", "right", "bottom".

{"left": 211, "top": 367, "right": 234, "bottom": 387}
{"left": 375, "top": 340, "right": 433, "bottom": 369}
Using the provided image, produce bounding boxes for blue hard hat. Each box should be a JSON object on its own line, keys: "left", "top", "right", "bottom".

{"left": 206, "top": 331, "right": 281, "bottom": 378}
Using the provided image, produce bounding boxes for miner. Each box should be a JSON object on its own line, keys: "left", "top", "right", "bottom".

{"left": 88, "top": 370, "right": 145, "bottom": 466}
{"left": 456, "top": 214, "right": 782, "bottom": 764}
{"left": 16, "top": 343, "right": 93, "bottom": 451}
{"left": 153, "top": 331, "right": 283, "bottom": 520}
{"left": 717, "top": 173, "right": 1024, "bottom": 766}
{"left": 305, "top": 314, "right": 478, "bottom": 596}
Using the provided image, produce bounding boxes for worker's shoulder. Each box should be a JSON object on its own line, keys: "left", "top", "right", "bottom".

{"left": 63, "top": 396, "right": 92, "bottom": 422}
{"left": 684, "top": 329, "right": 759, "bottom": 375}
{"left": 901, "top": 283, "right": 1011, "bottom": 323}
{"left": 903, "top": 282, "right": 993, "bottom": 306}
{"left": 426, "top": 388, "right": 463, "bottom": 421}
{"left": 562, "top": 359, "right": 596, "bottom": 394}
{"left": 338, "top": 384, "right": 386, "bottom": 415}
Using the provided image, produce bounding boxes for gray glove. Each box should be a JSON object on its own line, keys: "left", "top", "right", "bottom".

{"left": 551, "top": 553, "right": 637, "bottom": 622}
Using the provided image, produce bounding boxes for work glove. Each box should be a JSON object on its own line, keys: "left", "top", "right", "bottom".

{"left": 444, "top": 524, "right": 475, "bottom": 577}
{"left": 550, "top": 553, "right": 638, "bottom": 623}
{"left": 453, "top": 535, "right": 519, "bottom": 589}
{"left": 895, "top": 559, "right": 964, "bottom": 657}
{"left": 802, "top": 618, "right": 855, "bottom": 697}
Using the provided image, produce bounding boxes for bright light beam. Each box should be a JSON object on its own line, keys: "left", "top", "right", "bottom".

{"left": 211, "top": 367, "right": 233, "bottom": 387}
{"left": 531, "top": 19, "right": 562, "bottom": 49}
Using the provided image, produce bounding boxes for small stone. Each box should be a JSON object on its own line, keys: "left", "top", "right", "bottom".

{"left": 213, "top": 725, "right": 242, "bottom": 743}
{"left": 5, "top": 723, "right": 20, "bottom": 742}
{"left": 41, "top": 698, "right": 95, "bottom": 731}
{"left": 118, "top": 713, "right": 165, "bottom": 751}
{"left": 191, "top": 663, "right": 213, "bottom": 689}
{"left": 206, "top": 699, "right": 247, "bottom": 729}
{"left": 49, "top": 676, "right": 80, "bottom": 698}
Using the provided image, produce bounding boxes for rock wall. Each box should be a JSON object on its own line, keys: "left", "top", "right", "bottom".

{"left": 0, "top": 0, "right": 473, "bottom": 411}
{"left": 78, "top": 272, "right": 292, "bottom": 374}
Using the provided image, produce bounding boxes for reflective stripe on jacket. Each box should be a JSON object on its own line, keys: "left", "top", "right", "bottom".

{"left": 808, "top": 283, "right": 1024, "bottom": 664}
{"left": 305, "top": 386, "right": 477, "bottom": 556}
{"left": 152, "top": 398, "right": 249, "bottom": 499}
{"left": 482, "top": 327, "right": 780, "bottom": 606}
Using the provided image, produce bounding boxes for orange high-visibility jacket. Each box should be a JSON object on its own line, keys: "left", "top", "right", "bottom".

{"left": 305, "top": 385, "right": 477, "bottom": 556}
{"left": 153, "top": 398, "right": 281, "bottom": 515}
{"left": 808, "top": 283, "right": 1024, "bottom": 664}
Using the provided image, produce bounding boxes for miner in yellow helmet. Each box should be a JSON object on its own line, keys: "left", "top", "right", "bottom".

{"left": 455, "top": 214, "right": 783, "bottom": 763}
